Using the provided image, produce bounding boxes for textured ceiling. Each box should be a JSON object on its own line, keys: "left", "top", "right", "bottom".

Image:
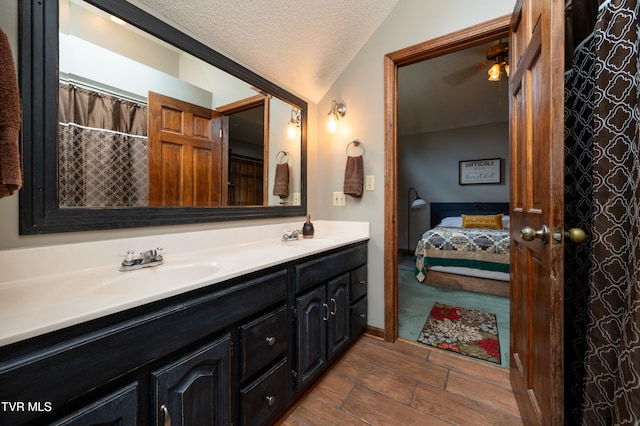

{"left": 134, "top": 0, "right": 400, "bottom": 103}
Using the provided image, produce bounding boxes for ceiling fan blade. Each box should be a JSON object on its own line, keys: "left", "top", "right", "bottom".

{"left": 442, "top": 60, "right": 490, "bottom": 85}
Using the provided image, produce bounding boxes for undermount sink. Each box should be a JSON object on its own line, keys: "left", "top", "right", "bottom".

{"left": 94, "top": 261, "right": 221, "bottom": 295}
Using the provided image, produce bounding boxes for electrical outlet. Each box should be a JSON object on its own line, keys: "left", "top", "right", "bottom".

{"left": 365, "top": 175, "right": 375, "bottom": 191}
{"left": 293, "top": 192, "right": 301, "bottom": 205}
{"left": 333, "top": 192, "right": 346, "bottom": 206}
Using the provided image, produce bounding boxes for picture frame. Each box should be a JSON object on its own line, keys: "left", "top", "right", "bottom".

{"left": 459, "top": 158, "right": 502, "bottom": 185}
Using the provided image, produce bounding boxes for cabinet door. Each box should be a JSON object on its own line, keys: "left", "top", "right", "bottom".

{"left": 152, "top": 334, "right": 232, "bottom": 426}
{"left": 50, "top": 383, "right": 137, "bottom": 426}
{"left": 295, "top": 286, "right": 326, "bottom": 388}
{"left": 327, "top": 274, "right": 350, "bottom": 358}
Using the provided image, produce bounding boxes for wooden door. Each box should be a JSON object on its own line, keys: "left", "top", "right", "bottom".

{"left": 148, "top": 92, "right": 222, "bottom": 206}
{"left": 509, "top": 0, "right": 565, "bottom": 425}
{"left": 152, "top": 335, "right": 232, "bottom": 426}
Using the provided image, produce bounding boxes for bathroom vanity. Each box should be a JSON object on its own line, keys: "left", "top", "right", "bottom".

{"left": 0, "top": 221, "right": 368, "bottom": 425}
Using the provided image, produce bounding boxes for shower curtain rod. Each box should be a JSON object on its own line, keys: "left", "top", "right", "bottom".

{"left": 59, "top": 77, "right": 147, "bottom": 106}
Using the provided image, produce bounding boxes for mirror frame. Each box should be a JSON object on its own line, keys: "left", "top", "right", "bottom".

{"left": 18, "top": 0, "right": 307, "bottom": 234}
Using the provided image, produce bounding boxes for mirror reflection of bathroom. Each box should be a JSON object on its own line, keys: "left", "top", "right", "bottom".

{"left": 57, "top": 0, "right": 301, "bottom": 209}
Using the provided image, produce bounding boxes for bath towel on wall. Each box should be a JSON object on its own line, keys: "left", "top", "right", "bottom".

{"left": 273, "top": 163, "right": 289, "bottom": 198}
{"left": 343, "top": 155, "right": 363, "bottom": 197}
{"left": 0, "top": 28, "right": 22, "bottom": 199}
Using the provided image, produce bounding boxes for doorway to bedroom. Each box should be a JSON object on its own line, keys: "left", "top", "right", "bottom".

{"left": 384, "top": 16, "right": 511, "bottom": 368}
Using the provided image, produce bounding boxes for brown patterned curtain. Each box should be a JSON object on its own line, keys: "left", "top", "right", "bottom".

{"left": 565, "top": 0, "right": 639, "bottom": 424}
{"left": 58, "top": 82, "right": 148, "bottom": 207}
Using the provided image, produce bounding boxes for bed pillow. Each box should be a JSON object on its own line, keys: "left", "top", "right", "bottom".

{"left": 461, "top": 214, "right": 504, "bottom": 229}
{"left": 439, "top": 216, "right": 463, "bottom": 227}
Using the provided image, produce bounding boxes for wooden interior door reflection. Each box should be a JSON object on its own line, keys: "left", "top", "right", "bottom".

{"left": 509, "top": 0, "right": 565, "bottom": 424}
{"left": 148, "top": 91, "right": 222, "bottom": 206}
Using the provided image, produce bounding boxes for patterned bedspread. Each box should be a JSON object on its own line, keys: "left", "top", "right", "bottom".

{"left": 414, "top": 226, "right": 510, "bottom": 282}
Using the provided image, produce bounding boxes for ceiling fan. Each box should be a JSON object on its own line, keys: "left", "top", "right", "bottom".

{"left": 441, "top": 40, "right": 509, "bottom": 85}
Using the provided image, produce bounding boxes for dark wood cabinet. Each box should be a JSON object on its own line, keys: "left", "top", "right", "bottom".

{"left": 0, "top": 242, "right": 367, "bottom": 426}
{"left": 49, "top": 383, "right": 138, "bottom": 426}
{"left": 152, "top": 334, "right": 232, "bottom": 426}
{"left": 293, "top": 244, "right": 367, "bottom": 391}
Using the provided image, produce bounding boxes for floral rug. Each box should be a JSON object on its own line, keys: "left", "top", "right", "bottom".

{"left": 417, "top": 302, "right": 501, "bottom": 364}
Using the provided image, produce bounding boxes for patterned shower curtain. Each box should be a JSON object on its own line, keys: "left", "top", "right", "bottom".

{"left": 58, "top": 82, "right": 148, "bottom": 207}
{"left": 565, "top": 0, "right": 639, "bottom": 424}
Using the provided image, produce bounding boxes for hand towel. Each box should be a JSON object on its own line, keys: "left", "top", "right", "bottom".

{"left": 273, "top": 163, "right": 289, "bottom": 198}
{"left": 0, "top": 28, "right": 22, "bottom": 198}
{"left": 343, "top": 155, "right": 363, "bottom": 197}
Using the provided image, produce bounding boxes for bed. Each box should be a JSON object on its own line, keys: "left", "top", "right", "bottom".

{"left": 414, "top": 202, "right": 511, "bottom": 297}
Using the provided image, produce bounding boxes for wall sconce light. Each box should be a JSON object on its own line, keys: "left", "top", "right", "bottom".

{"left": 407, "top": 187, "right": 427, "bottom": 253}
{"left": 486, "top": 41, "right": 509, "bottom": 82}
{"left": 287, "top": 109, "right": 301, "bottom": 139}
{"left": 326, "top": 100, "right": 346, "bottom": 133}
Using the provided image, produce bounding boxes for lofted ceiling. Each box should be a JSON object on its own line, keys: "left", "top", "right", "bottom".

{"left": 134, "top": 0, "right": 400, "bottom": 103}
{"left": 398, "top": 40, "right": 510, "bottom": 136}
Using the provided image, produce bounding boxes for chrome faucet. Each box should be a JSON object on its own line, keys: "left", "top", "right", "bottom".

{"left": 282, "top": 229, "right": 301, "bottom": 242}
{"left": 119, "top": 248, "right": 164, "bottom": 272}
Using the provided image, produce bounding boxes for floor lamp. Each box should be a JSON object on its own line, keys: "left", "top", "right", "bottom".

{"left": 407, "top": 187, "right": 427, "bottom": 253}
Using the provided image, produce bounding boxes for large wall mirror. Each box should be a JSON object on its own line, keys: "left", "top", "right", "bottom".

{"left": 19, "top": 0, "right": 307, "bottom": 234}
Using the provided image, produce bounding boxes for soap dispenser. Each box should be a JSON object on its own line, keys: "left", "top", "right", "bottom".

{"left": 302, "top": 215, "right": 315, "bottom": 238}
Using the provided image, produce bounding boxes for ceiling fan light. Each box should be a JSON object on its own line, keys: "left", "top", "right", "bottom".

{"left": 488, "top": 63, "right": 501, "bottom": 81}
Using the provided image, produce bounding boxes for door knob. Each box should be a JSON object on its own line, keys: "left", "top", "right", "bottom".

{"left": 521, "top": 225, "right": 549, "bottom": 243}
{"left": 552, "top": 227, "right": 587, "bottom": 243}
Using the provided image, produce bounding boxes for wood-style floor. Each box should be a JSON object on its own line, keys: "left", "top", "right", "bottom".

{"left": 277, "top": 334, "right": 523, "bottom": 425}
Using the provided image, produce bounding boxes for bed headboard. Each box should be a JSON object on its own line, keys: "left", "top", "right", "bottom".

{"left": 430, "top": 202, "right": 510, "bottom": 229}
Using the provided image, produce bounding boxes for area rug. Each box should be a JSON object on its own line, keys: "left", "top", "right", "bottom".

{"left": 417, "top": 302, "right": 501, "bottom": 364}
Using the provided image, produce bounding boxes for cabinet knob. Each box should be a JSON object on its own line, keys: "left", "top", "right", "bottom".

{"left": 359, "top": 313, "right": 366, "bottom": 318}
{"left": 265, "top": 395, "right": 276, "bottom": 406}
{"left": 266, "top": 336, "right": 276, "bottom": 346}
{"left": 160, "top": 404, "right": 172, "bottom": 426}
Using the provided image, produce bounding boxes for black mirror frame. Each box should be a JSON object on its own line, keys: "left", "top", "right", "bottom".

{"left": 18, "top": 0, "right": 307, "bottom": 234}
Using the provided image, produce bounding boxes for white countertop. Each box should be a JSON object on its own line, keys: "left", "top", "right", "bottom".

{"left": 0, "top": 220, "right": 369, "bottom": 347}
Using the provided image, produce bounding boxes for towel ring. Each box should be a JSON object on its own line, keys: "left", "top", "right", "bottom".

{"left": 276, "top": 150, "right": 289, "bottom": 164}
{"left": 346, "top": 140, "right": 365, "bottom": 157}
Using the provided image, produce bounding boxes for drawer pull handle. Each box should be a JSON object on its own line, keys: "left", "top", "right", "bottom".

{"left": 359, "top": 313, "right": 366, "bottom": 318}
{"left": 266, "top": 336, "right": 276, "bottom": 346}
{"left": 160, "top": 404, "right": 172, "bottom": 426}
{"left": 323, "top": 303, "right": 329, "bottom": 321}
{"left": 359, "top": 280, "right": 366, "bottom": 285}
{"left": 266, "top": 395, "right": 276, "bottom": 406}
{"left": 330, "top": 298, "right": 337, "bottom": 315}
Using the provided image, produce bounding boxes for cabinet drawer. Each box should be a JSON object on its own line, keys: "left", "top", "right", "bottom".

{"left": 240, "top": 358, "right": 288, "bottom": 426}
{"left": 240, "top": 306, "right": 288, "bottom": 381}
{"left": 295, "top": 243, "right": 367, "bottom": 294}
{"left": 350, "top": 296, "right": 367, "bottom": 337}
{"left": 350, "top": 265, "right": 367, "bottom": 302}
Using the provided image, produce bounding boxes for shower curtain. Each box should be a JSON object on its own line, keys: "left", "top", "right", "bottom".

{"left": 564, "top": 0, "right": 639, "bottom": 424}
{"left": 58, "top": 82, "right": 148, "bottom": 207}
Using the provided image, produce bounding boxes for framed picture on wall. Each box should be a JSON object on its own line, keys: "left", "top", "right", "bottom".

{"left": 459, "top": 158, "right": 502, "bottom": 185}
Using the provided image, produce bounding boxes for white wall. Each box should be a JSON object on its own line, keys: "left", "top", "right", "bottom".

{"left": 398, "top": 122, "right": 510, "bottom": 251}
{"left": 315, "top": 0, "right": 515, "bottom": 330}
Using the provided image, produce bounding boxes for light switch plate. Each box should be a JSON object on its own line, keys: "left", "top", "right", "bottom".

{"left": 365, "top": 175, "right": 375, "bottom": 191}
{"left": 293, "top": 192, "right": 301, "bottom": 205}
{"left": 333, "top": 192, "right": 346, "bottom": 206}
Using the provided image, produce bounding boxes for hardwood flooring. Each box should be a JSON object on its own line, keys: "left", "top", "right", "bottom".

{"left": 276, "top": 334, "right": 523, "bottom": 425}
